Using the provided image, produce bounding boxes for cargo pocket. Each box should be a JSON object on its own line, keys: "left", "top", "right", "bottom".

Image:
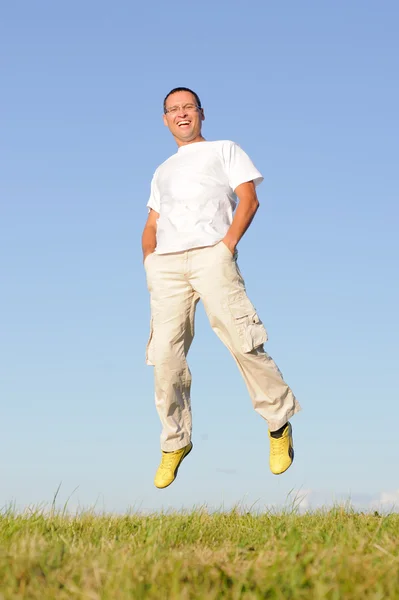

{"left": 145, "top": 318, "right": 155, "bottom": 366}
{"left": 228, "top": 292, "right": 268, "bottom": 353}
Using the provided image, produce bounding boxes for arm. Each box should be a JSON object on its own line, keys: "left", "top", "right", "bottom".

{"left": 222, "top": 181, "right": 259, "bottom": 254}
{"left": 142, "top": 209, "right": 159, "bottom": 262}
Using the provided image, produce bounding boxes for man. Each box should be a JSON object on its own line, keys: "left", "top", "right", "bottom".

{"left": 142, "top": 87, "right": 301, "bottom": 489}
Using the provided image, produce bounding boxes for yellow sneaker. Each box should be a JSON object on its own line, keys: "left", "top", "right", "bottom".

{"left": 154, "top": 442, "right": 193, "bottom": 489}
{"left": 268, "top": 423, "right": 294, "bottom": 475}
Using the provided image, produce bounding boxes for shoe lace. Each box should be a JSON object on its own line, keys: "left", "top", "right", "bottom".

{"left": 159, "top": 453, "right": 177, "bottom": 471}
{"left": 270, "top": 436, "right": 286, "bottom": 456}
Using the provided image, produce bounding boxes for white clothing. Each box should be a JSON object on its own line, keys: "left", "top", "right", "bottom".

{"left": 147, "top": 140, "right": 263, "bottom": 254}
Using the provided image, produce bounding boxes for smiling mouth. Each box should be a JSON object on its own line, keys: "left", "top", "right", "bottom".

{"left": 177, "top": 120, "right": 191, "bottom": 127}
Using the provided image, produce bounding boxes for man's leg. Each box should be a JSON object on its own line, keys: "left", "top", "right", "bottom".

{"left": 189, "top": 242, "right": 301, "bottom": 472}
{"left": 145, "top": 251, "right": 199, "bottom": 453}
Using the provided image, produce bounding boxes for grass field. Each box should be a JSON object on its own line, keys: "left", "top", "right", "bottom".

{"left": 0, "top": 506, "right": 398, "bottom": 599}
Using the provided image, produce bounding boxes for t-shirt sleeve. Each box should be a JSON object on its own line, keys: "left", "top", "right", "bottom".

{"left": 224, "top": 141, "right": 264, "bottom": 192}
{"left": 146, "top": 171, "right": 161, "bottom": 213}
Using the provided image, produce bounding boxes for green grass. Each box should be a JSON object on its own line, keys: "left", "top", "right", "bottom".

{"left": 0, "top": 507, "right": 398, "bottom": 599}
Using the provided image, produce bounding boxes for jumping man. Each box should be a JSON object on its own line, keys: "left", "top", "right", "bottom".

{"left": 142, "top": 87, "right": 301, "bottom": 489}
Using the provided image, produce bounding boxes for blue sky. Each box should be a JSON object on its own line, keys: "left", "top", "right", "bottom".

{"left": 1, "top": 1, "right": 398, "bottom": 513}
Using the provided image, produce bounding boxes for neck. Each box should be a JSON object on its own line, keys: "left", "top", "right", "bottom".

{"left": 175, "top": 134, "right": 206, "bottom": 148}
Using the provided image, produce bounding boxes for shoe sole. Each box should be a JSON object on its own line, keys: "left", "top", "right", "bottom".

{"left": 155, "top": 443, "right": 193, "bottom": 489}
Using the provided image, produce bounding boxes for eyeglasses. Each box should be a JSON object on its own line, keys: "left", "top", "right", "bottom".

{"left": 164, "top": 103, "right": 201, "bottom": 115}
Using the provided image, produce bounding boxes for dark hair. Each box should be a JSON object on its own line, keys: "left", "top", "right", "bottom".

{"left": 163, "top": 87, "right": 202, "bottom": 113}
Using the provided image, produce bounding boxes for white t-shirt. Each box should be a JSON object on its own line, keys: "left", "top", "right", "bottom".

{"left": 147, "top": 140, "right": 263, "bottom": 254}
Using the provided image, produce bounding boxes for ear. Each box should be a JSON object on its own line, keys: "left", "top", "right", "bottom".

{"left": 163, "top": 113, "right": 168, "bottom": 127}
{"left": 200, "top": 108, "right": 205, "bottom": 121}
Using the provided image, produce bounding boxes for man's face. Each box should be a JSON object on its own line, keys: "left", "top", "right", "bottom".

{"left": 163, "top": 90, "right": 205, "bottom": 145}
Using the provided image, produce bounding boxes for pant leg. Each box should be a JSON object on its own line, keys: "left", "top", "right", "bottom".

{"left": 188, "top": 242, "right": 301, "bottom": 432}
{"left": 145, "top": 251, "right": 199, "bottom": 451}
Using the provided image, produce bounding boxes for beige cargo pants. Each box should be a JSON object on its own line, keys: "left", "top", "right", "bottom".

{"left": 144, "top": 241, "right": 301, "bottom": 452}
